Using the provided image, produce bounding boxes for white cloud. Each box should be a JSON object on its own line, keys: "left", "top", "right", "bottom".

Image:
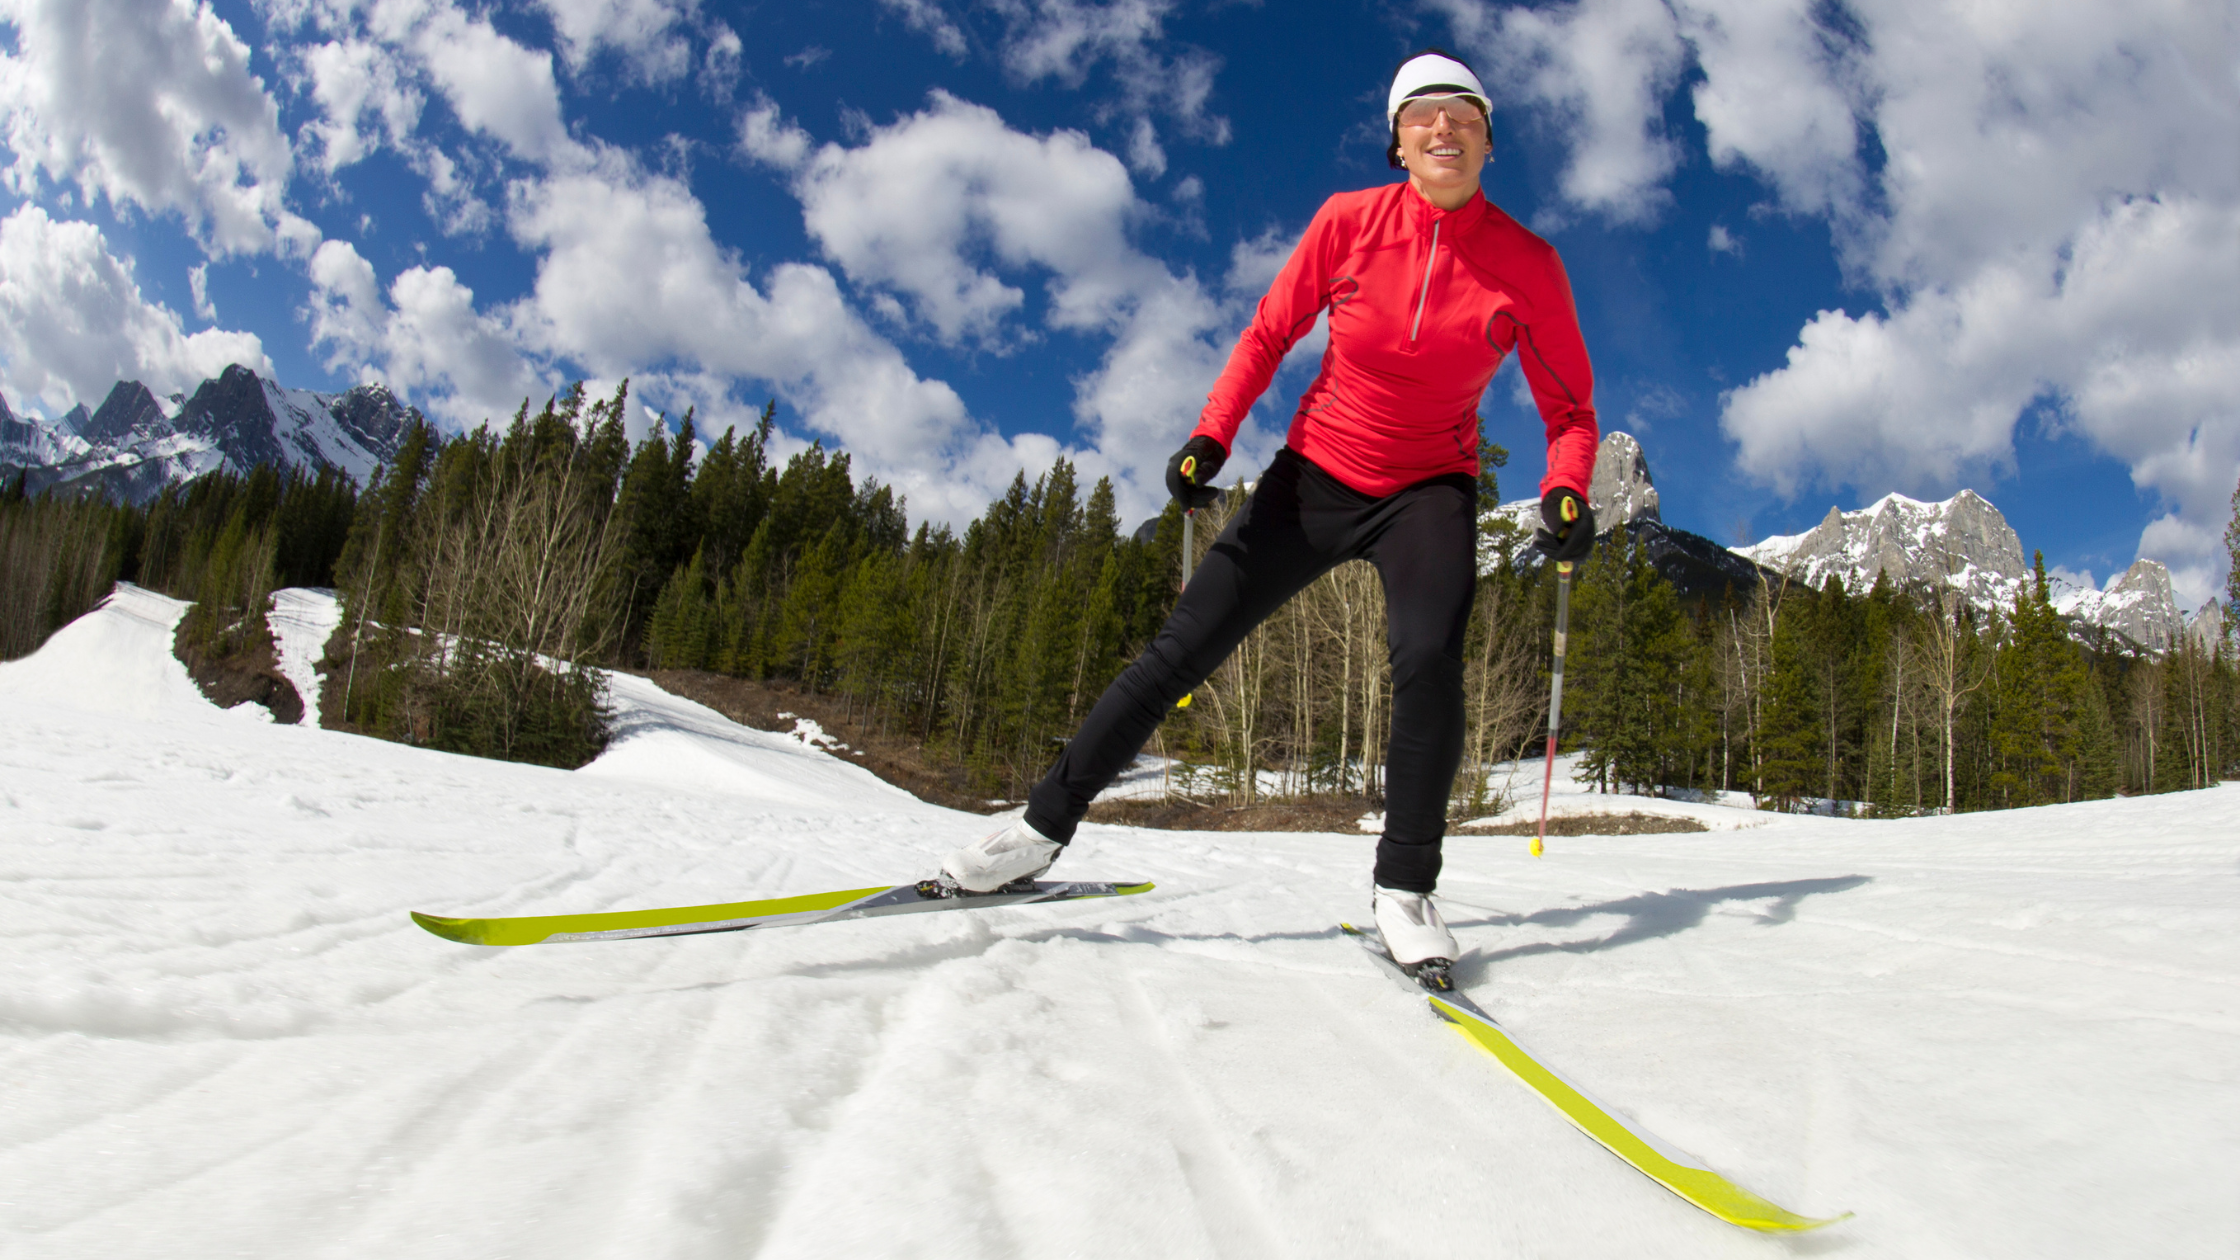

{"left": 995, "top": 0, "right": 1227, "bottom": 140}
{"left": 305, "top": 237, "right": 541, "bottom": 426}
{"left": 1429, "top": 0, "right": 1689, "bottom": 224}
{"left": 748, "top": 92, "right": 1262, "bottom": 518}
{"left": 702, "top": 22, "right": 741, "bottom": 96}
{"left": 769, "top": 92, "right": 1151, "bottom": 347}
{"left": 737, "top": 96, "right": 811, "bottom": 171}
{"left": 0, "top": 205, "right": 267, "bottom": 414}
{"left": 297, "top": 37, "right": 424, "bottom": 173}
{"left": 1430, "top": 0, "right": 1859, "bottom": 224}
{"left": 532, "top": 0, "right": 694, "bottom": 84}
{"left": 415, "top": 6, "right": 578, "bottom": 166}
{"left": 187, "top": 262, "right": 215, "bottom": 321}
{"left": 1673, "top": 0, "right": 1862, "bottom": 219}
{"left": 503, "top": 161, "right": 978, "bottom": 465}
{"left": 303, "top": 152, "right": 1029, "bottom": 521}
{"left": 878, "top": 0, "right": 969, "bottom": 58}
{"left": 1125, "top": 115, "right": 1165, "bottom": 177}
{"left": 0, "top": 0, "right": 313, "bottom": 256}
{"left": 1706, "top": 223, "right": 1738, "bottom": 256}
{"left": 269, "top": 0, "right": 585, "bottom": 177}
{"left": 879, "top": 0, "right": 1231, "bottom": 151}
{"left": 1843, "top": 0, "right": 2238, "bottom": 290}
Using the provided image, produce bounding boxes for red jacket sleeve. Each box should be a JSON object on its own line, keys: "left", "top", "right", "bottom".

{"left": 1190, "top": 198, "right": 1347, "bottom": 453}
{"left": 1519, "top": 247, "right": 1599, "bottom": 500}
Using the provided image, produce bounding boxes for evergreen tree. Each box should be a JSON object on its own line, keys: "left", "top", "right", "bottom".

{"left": 1756, "top": 596, "right": 1824, "bottom": 809}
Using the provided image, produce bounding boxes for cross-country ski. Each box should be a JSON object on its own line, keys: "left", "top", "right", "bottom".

{"left": 1343, "top": 924, "right": 1848, "bottom": 1232}
{"left": 413, "top": 879, "right": 1154, "bottom": 945}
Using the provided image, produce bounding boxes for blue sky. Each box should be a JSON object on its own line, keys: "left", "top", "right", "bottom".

{"left": 0, "top": 0, "right": 2233, "bottom": 606}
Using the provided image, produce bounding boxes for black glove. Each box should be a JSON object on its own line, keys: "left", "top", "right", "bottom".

{"left": 1533, "top": 487, "right": 1595, "bottom": 563}
{"left": 1165, "top": 435, "right": 1227, "bottom": 509}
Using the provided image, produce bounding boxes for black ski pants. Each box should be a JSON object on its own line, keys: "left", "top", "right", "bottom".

{"left": 1025, "top": 446, "right": 1478, "bottom": 893}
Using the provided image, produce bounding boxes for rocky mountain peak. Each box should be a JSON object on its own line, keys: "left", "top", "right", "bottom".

{"left": 1739, "top": 490, "right": 2028, "bottom": 608}
{"left": 79, "top": 381, "right": 172, "bottom": 446}
{"left": 2053, "top": 558, "right": 2185, "bottom": 652}
{"left": 1742, "top": 488, "right": 2190, "bottom": 654}
{"left": 1589, "top": 431, "right": 1659, "bottom": 527}
{"left": 0, "top": 389, "right": 88, "bottom": 468}
{"left": 1, "top": 364, "right": 414, "bottom": 503}
{"left": 2188, "top": 601, "right": 2229, "bottom": 652}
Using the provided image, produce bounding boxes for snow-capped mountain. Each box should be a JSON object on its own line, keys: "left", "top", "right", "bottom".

{"left": 1738, "top": 491, "right": 2199, "bottom": 653}
{"left": 1737, "top": 491, "right": 2028, "bottom": 610}
{"left": 1, "top": 365, "right": 414, "bottom": 502}
{"left": 0, "top": 390, "right": 89, "bottom": 468}
{"left": 2051, "top": 558, "right": 2187, "bottom": 652}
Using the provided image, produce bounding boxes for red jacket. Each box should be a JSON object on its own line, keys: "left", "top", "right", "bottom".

{"left": 1192, "top": 182, "right": 1599, "bottom": 500}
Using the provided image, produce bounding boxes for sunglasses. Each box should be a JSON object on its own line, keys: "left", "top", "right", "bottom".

{"left": 1396, "top": 95, "right": 1488, "bottom": 129}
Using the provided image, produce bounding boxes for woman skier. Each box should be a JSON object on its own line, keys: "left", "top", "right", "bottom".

{"left": 939, "top": 49, "right": 1601, "bottom": 969}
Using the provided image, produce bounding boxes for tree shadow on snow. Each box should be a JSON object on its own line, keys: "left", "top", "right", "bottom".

{"left": 1444, "top": 875, "right": 1872, "bottom": 982}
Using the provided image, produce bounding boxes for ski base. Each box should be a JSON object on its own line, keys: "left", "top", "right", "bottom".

{"left": 1341, "top": 924, "right": 1849, "bottom": 1233}
{"left": 414, "top": 879, "right": 1153, "bottom": 947}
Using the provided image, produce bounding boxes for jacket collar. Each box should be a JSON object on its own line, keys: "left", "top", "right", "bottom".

{"left": 1398, "top": 180, "right": 1488, "bottom": 231}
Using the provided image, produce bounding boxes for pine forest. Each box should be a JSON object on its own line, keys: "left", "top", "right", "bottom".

{"left": 5, "top": 379, "right": 2237, "bottom": 816}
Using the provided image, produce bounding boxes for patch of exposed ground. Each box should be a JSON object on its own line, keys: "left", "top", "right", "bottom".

{"left": 175, "top": 616, "right": 303, "bottom": 724}
{"left": 644, "top": 670, "right": 1007, "bottom": 814}
{"left": 1461, "top": 811, "right": 1710, "bottom": 837}
{"left": 1083, "top": 796, "right": 1382, "bottom": 833}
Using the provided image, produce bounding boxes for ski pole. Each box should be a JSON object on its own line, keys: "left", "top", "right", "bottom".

{"left": 1182, "top": 506, "right": 1194, "bottom": 586}
{"left": 1534, "top": 560, "right": 1573, "bottom": 858}
{"left": 1177, "top": 456, "right": 1199, "bottom": 710}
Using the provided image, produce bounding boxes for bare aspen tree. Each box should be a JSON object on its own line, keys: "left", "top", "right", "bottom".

{"left": 1459, "top": 571, "right": 1543, "bottom": 816}
{"left": 1914, "top": 585, "right": 1992, "bottom": 812}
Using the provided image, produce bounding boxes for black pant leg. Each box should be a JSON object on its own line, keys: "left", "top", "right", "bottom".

{"left": 1025, "top": 454, "right": 1341, "bottom": 841}
{"left": 1362, "top": 476, "right": 1479, "bottom": 893}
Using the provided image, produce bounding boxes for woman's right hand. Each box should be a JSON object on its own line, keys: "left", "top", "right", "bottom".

{"left": 1165, "top": 436, "right": 1227, "bottom": 509}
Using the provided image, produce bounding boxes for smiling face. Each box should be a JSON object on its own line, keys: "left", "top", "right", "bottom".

{"left": 1394, "top": 95, "right": 1490, "bottom": 211}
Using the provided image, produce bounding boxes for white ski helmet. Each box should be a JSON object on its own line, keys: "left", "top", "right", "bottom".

{"left": 1386, "top": 49, "right": 1490, "bottom": 169}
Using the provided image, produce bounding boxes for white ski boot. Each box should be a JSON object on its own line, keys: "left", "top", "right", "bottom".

{"left": 1373, "top": 887, "right": 1459, "bottom": 968}
{"left": 940, "top": 817, "right": 1062, "bottom": 893}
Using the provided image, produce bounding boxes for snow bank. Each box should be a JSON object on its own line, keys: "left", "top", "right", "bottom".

{"left": 268, "top": 587, "right": 341, "bottom": 725}
{"left": 2, "top": 594, "right": 2237, "bottom": 1258}
{"left": 0, "top": 584, "right": 222, "bottom": 720}
{"left": 584, "top": 672, "right": 919, "bottom": 810}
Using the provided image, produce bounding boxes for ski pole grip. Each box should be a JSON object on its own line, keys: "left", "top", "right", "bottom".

{"left": 1180, "top": 454, "right": 1198, "bottom": 483}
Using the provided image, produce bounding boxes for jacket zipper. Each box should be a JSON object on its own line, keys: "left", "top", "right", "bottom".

{"left": 1409, "top": 218, "right": 1442, "bottom": 343}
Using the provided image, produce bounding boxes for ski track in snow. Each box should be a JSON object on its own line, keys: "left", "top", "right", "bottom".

{"left": 1, "top": 586, "right": 2237, "bottom": 1257}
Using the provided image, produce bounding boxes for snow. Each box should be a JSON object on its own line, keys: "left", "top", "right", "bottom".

{"left": 1454, "top": 752, "right": 1773, "bottom": 832}
{"left": 268, "top": 588, "right": 342, "bottom": 725}
{"left": 259, "top": 378, "right": 386, "bottom": 483}
{"left": 3, "top": 588, "right": 2238, "bottom": 1257}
